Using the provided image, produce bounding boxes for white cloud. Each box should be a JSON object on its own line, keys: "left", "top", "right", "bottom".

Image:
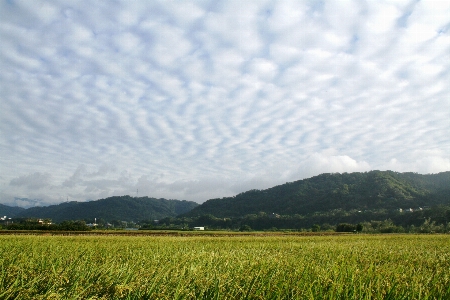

{"left": 414, "top": 157, "right": 450, "bottom": 174}
{"left": 0, "top": 0, "right": 448, "bottom": 207}
{"left": 296, "top": 153, "right": 371, "bottom": 179}
{"left": 10, "top": 172, "right": 52, "bottom": 190}
{"left": 248, "top": 58, "right": 278, "bottom": 81}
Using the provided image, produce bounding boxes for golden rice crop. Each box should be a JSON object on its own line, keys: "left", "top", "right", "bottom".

{"left": 0, "top": 234, "right": 449, "bottom": 299}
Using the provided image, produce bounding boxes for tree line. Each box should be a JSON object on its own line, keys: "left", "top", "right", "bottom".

{"left": 1, "top": 218, "right": 91, "bottom": 231}
{"left": 143, "top": 205, "right": 450, "bottom": 233}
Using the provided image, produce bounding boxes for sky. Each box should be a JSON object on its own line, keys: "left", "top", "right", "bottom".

{"left": 1, "top": 0, "right": 449, "bottom": 207}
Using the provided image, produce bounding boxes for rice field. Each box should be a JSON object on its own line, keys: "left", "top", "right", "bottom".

{"left": 0, "top": 234, "right": 449, "bottom": 299}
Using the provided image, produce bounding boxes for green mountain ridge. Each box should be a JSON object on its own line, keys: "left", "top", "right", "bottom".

{"left": 182, "top": 171, "right": 450, "bottom": 218}
{"left": 2, "top": 171, "right": 449, "bottom": 226}
{"left": 10, "top": 196, "right": 199, "bottom": 223}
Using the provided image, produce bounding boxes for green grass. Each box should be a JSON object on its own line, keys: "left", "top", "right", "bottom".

{"left": 0, "top": 234, "right": 449, "bottom": 299}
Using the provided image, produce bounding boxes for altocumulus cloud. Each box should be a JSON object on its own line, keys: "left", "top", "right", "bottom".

{"left": 10, "top": 172, "right": 52, "bottom": 190}
{"left": 0, "top": 0, "right": 449, "bottom": 207}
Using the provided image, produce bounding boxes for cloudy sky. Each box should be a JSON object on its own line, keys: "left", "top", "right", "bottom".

{"left": 1, "top": 0, "right": 449, "bottom": 207}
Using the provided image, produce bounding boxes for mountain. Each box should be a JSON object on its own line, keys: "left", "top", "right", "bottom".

{"left": 14, "top": 195, "right": 199, "bottom": 223}
{"left": 0, "top": 203, "right": 26, "bottom": 218}
{"left": 5, "top": 171, "right": 450, "bottom": 227}
{"left": 182, "top": 171, "right": 450, "bottom": 218}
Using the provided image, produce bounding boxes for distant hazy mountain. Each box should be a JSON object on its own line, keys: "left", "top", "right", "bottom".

{"left": 0, "top": 203, "right": 26, "bottom": 218}
{"left": 14, "top": 195, "right": 199, "bottom": 222}
{"left": 182, "top": 171, "right": 450, "bottom": 218}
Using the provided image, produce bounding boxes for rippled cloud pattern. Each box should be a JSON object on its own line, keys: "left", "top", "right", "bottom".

{"left": 1, "top": 0, "right": 449, "bottom": 206}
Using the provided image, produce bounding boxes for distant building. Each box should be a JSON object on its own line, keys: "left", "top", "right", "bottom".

{"left": 193, "top": 227, "right": 205, "bottom": 231}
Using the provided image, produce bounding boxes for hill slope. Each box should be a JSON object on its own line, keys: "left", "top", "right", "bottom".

{"left": 0, "top": 203, "right": 26, "bottom": 218}
{"left": 182, "top": 171, "right": 450, "bottom": 218}
{"left": 14, "top": 196, "right": 199, "bottom": 222}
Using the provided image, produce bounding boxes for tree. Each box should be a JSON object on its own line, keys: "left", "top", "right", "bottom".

{"left": 239, "top": 225, "right": 252, "bottom": 232}
{"left": 356, "top": 223, "right": 363, "bottom": 232}
{"left": 336, "top": 223, "right": 356, "bottom": 232}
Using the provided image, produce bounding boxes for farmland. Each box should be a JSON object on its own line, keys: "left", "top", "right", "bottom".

{"left": 0, "top": 234, "right": 449, "bottom": 299}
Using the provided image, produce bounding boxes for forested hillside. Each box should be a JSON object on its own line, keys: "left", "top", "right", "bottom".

{"left": 0, "top": 203, "right": 25, "bottom": 218}
{"left": 13, "top": 196, "right": 198, "bottom": 223}
{"left": 182, "top": 171, "right": 450, "bottom": 218}
{"left": 3, "top": 171, "right": 449, "bottom": 231}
